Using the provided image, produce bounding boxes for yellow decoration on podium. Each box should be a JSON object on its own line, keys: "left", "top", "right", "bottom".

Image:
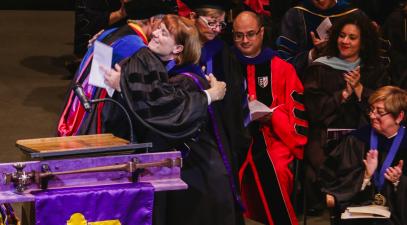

{"left": 67, "top": 213, "right": 87, "bottom": 225}
{"left": 67, "top": 213, "right": 121, "bottom": 225}
{"left": 0, "top": 213, "right": 4, "bottom": 225}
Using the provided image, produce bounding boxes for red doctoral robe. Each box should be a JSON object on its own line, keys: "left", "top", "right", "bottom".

{"left": 234, "top": 48, "right": 308, "bottom": 225}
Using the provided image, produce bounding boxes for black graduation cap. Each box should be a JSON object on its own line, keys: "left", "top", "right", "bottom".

{"left": 181, "top": 0, "right": 235, "bottom": 11}
{"left": 124, "top": 0, "right": 178, "bottom": 20}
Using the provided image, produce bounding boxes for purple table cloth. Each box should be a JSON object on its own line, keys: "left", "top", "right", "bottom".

{"left": 34, "top": 183, "right": 154, "bottom": 225}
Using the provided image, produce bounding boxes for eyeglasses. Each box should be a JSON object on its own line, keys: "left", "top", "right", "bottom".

{"left": 367, "top": 108, "right": 391, "bottom": 118}
{"left": 199, "top": 16, "right": 227, "bottom": 30}
{"left": 233, "top": 28, "right": 262, "bottom": 42}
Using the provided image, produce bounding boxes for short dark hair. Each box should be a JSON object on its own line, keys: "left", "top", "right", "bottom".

{"left": 324, "top": 13, "right": 380, "bottom": 67}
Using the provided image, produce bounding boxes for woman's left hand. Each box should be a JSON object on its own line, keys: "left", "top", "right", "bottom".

{"left": 384, "top": 160, "right": 403, "bottom": 183}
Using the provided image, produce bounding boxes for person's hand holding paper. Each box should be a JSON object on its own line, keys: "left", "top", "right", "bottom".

{"left": 248, "top": 99, "right": 273, "bottom": 123}
{"left": 309, "top": 17, "right": 332, "bottom": 60}
{"left": 89, "top": 41, "right": 115, "bottom": 97}
{"left": 101, "top": 63, "right": 122, "bottom": 92}
{"left": 316, "top": 17, "right": 332, "bottom": 41}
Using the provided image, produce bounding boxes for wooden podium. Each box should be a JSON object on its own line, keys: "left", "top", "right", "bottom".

{"left": 16, "top": 133, "right": 152, "bottom": 158}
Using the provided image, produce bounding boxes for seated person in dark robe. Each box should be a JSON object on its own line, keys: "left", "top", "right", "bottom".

{"left": 303, "top": 13, "right": 390, "bottom": 214}
{"left": 381, "top": 1, "right": 407, "bottom": 89}
{"left": 103, "top": 15, "right": 243, "bottom": 225}
{"left": 277, "top": 0, "right": 363, "bottom": 78}
{"left": 319, "top": 86, "right": 407, "bottom": 225}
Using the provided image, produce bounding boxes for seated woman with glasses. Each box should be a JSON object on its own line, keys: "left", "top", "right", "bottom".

{"left": 303, "top": 13, "right": 390, "bottom": 215}
{"left": 319, "top": 85, "right": 407, "bottom": 225}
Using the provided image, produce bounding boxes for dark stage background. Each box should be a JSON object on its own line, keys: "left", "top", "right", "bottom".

{"left": 1, "top": 0, "right": 74, "bottom": 10}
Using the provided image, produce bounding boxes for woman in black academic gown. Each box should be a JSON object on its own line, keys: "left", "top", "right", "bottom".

{"left": 150, "top": 15, "right": 243, "bottom": 225}
{"left": 104, "top": 14, "right": 243, "bottom": 225}
{"left": 320, "top": 86, "right": 407, "bottom": 225}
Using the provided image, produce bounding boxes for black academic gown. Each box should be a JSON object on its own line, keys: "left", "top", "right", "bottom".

{"left": 160, "top": 65, "right": 243, "bottom": 225}
{"left": 319, "top": 126, "right": 407, "bottom": 225}
{"left": 118, "top": 47, "right": 243, "bottom": 224}
{"left": 382, "top": 3, "right": 407, "bottom": 89}
{"left": 119, "top": 47, "right": 208, "bottom": 150}
{"left": 199, "top": 38, "right": 251, "bottom": 168}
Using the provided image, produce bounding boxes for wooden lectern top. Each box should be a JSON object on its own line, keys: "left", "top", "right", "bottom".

{"left": 16, "top": 134, "right": 152, "bottom": 158}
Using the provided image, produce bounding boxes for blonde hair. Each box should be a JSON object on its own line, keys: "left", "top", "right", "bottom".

{"left": 162, "top": 15, "right": 201, "bottom": 65}
{"left": 369, "top": 86, "right": 407, "bottom": 119}
{"left": 195, "top": 7, "right": 225, "bottom": 18}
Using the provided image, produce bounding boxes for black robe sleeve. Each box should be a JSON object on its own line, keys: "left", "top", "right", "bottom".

{"left": 389, "top": 175, "right": 407, "bottom": 225}
{"left": 381, "top": 4, "right": 407, "bottom": 89}
{"left": 303, "top": 64, "right": 349, "bottom": 127}
{"left": 277, "top": 7, "right": 310, "bottom": 76}
{"left": 119, "top": 48, "right": 208, "bottom": 141}
{"left": 359, "top": 64, "right": 391, "bottom": 101}
{"left": 218, "top": 45, "right": 251, "bottom": 166}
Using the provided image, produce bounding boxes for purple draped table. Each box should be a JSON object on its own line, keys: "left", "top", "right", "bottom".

{"left": 0, "top": 151, "right": 187, "bottom": 225}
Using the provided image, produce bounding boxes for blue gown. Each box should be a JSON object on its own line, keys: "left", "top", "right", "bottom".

{"left": 57, "top": 22, "right": 147, "bottom": 139}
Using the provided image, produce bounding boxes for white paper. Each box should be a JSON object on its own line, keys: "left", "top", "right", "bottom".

{"left": 89, "top": 41, "right": 115, "bottom": 97}
{"left": 316, "top": 17, "right": 332, "bottom": 40}
{"left": 341, "top": 205, "right": 391, "bottom": 219}
{"left": 248, "top": 100, "right": 273, "bottom": 121}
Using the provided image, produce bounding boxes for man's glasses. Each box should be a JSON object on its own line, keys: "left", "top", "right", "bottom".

{"left": 367, "top": 108, "right": 391, "bottom": 118}
{"left": 199, "top": 16, "right": 227, "bottom": 30}
{"left": 233, "top": 28, "right": 262, "bottom": 42}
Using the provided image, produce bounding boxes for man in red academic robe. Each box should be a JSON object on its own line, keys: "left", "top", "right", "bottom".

{"left": 232, "top": 11, "right": 308, "bottom": 225}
